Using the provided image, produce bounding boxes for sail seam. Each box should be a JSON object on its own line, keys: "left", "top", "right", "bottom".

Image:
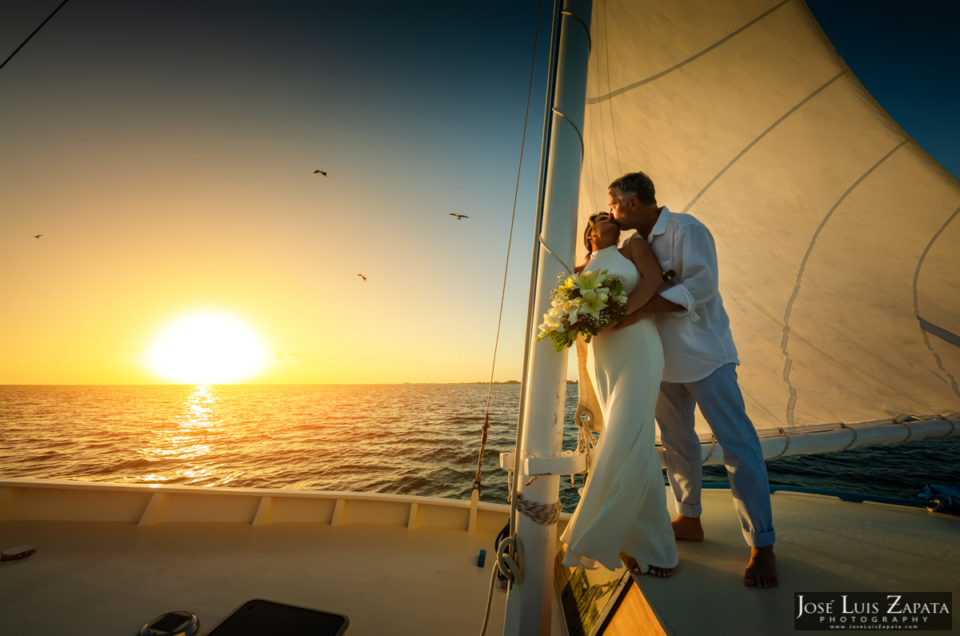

{"left": 585, "top": 0, "right": 791, "bottom": 103}
{"left": 781, "top": 140, "right": 907, "bottom": 426}
{"left": 918, "top": 317, "right": 960, "bottom": 348}
{"left": 681, "top": 71, "right": 845, "bottom": 213}
{"left": 912, "top": 203, "right": 960, "bottom": 397}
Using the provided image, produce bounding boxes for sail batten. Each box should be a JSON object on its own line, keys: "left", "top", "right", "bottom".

{"left": 576, "top": 0, "right": 960, "bottom": 436}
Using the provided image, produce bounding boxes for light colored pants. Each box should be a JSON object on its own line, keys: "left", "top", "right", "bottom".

{"left": 655, "top": 363, "right": 776, "bottom": 547}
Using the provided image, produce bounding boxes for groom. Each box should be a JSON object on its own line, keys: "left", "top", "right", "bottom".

{"left": 608, "top": 171, "right": 778, "bottom": 588}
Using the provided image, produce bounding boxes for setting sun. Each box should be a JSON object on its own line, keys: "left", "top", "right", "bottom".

{"left": 146, "top": 312, "right": 270, "bottom": 384}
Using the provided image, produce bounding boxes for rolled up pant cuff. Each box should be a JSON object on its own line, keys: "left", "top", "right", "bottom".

{"left": 677, "top": 502, "right": 702, "bottom": 517}
{"left": 745, "top": 529, "right": 776, "bottom": 548}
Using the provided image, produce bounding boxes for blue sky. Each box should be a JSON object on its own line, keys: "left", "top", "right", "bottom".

{"left": 807, "top": 0, "right": 960, "bottom": 179}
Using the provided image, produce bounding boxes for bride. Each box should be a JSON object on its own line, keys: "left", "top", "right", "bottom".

{"left": 560, "top": 212, "right": 678, "bottom": 578}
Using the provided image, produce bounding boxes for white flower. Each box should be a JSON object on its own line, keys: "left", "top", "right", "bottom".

{"left": 576, "top": 269, "right": 602, "bottom": 291}
{"left": 580, "top": 289, "right": 607, "bottom": 316}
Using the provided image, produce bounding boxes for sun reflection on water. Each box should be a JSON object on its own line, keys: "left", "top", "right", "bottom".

{"left": 136, "top": 385, "right": 222, "bottom": 485}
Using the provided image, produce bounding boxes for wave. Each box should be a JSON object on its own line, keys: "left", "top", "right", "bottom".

{"left": 1, "top": 385, "right": 957, "bottom": 508}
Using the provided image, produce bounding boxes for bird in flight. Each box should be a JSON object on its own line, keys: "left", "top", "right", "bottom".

{"left": 34, "top": 234, "right": 42, "bottom": 239}
{"left": 314, "top": 170, "right": 328, "bottom": 176}
{"left": 357, "top": 273, "right": 367, "bottom": 282}
{"left": 449, "top": 212, "right": 469, "bottom": 220}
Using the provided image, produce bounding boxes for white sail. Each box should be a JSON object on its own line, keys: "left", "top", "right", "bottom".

{"left": 574, "top": 0, "right": 960, "bottom": 444}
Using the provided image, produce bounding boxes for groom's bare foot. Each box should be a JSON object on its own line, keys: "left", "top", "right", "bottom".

{"left": 743, "top": 545, "right": 778, "bottom": 588}
{"left": 620, "top": 552, "right": 674, "bottom": 578}
{"left": 671, "top": 514, "right": 704, "bottom": 541}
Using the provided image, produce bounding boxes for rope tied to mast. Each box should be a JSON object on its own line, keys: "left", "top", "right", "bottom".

{"left": 516, "top": 491, "right": 562, "bottom": 525}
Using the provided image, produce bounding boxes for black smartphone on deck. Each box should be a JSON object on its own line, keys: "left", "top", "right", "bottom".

{"left": 205, "top": 599, "right": 350, "bottom": 635}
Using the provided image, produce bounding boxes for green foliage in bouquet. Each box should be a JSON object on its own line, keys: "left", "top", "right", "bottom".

{"left": 536, "top": 268, "right": 628, "bottom": 352}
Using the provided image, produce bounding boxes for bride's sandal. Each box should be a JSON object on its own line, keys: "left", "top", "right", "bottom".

{"left": 621, "top": 552, "right": 674, "bottom": 579}
{"left": 646, "top": 564, "right": 674, "bottom": 578}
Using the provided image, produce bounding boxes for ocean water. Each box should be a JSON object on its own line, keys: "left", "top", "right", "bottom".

{"left": 0, "top": 384, "right": 957, "bottom": 512}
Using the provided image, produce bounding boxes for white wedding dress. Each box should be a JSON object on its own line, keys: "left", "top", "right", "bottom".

{"left": 561, "top": 244, "right": 678, "bottom": 571}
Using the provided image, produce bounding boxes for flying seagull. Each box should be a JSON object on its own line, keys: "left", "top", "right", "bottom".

{"left": 314, "top": 170, "right": 328, "bottom": 176}
{"left": 33, "top": 234, "right": 42, "bottom": 239}
{"left": 449, "top": 213, "right": 469, "bottom": 220}
{"left": 357, "top": 273, "right": 367, "bottom": 282}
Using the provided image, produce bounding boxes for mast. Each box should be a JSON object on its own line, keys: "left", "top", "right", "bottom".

{"left": 503, "top": 1, "right": 592, "bottom": 634}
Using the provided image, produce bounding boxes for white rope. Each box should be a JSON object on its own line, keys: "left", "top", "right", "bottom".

{"left": 537, "top": 233, "right": 574, "bottom": 274}
{"left": 936, "top": 413, "right": 958, "bottom": 438}
{"left": 774, "top": 428, "right": 791, "bottom": 459}
{"left": 839, "top": 421, "right": 859, "bottom": 451}
{"left": 893, "top": 416, "right": 915, "bottom": 442}
{"left": 700, "top": 435, "right": 719, "bottom": 464}
{"left": 574, "top": 413, "right": 597, "bottom": 486}
{"left": 497, "top": 536, "right": 524, "bottom": 585}
{"left": 478, "top": 562, "right": 500, "bottom": 636}
{"left": 479, "top": 535, "right": 525, "bottom": 635}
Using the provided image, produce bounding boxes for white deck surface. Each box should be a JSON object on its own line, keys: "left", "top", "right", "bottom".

{"left": 2, "top": 481, "right": 958, "bottom": 635}
{"left": 637, "top": 489, "right": 960, "bottom": 635}
{"left": 0, "top": 520, "right": 507, "bottom": 635}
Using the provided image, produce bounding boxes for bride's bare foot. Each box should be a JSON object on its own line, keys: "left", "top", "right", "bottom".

{"left": 671, "top": 514, "right": 704, "bottom": 541}
{"left": 743, "top": 545, "right": 778, "bottom": 588}
{"left": 620, "top": 552, "right": 674, "bottom": 578}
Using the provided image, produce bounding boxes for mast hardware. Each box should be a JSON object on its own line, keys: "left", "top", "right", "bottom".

{"left": 499, "top": 450, "right": 587, "bottom": 477}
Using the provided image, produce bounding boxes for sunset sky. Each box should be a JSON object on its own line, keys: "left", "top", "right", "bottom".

{"left": 1, "top": 0, "right": 957, "bottom": 385}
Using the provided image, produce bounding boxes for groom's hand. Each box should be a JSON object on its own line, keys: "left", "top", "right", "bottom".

{"left": 611, "top": 310, "right": 644, "bottom": 330}
{"left": 599, "top": 319, "right": 619, "bottom": 332}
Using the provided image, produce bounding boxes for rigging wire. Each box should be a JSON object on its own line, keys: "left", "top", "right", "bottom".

{"left": 471, "top": 0, "right": 546, "bottom": 496}
{"left": 506, "top": 0, "right": 563, "bottom": 556}
{"left": 0, "top": 0, "right": 72, "bottom": 74}
{"left": 477, "top": 4, "right": 556, "bottom": 634}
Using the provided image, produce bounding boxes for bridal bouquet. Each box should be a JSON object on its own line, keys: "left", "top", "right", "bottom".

{"left": 536, "top": 268, "right": 628, "bottom": 351}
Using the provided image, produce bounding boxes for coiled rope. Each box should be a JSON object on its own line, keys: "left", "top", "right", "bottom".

{"left": 479, "top": 526, "right": 525, "bottom": 635}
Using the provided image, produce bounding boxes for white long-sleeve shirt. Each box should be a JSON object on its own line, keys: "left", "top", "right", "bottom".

{"left": 640, "top": 206, "right": 739, "bottom": 383}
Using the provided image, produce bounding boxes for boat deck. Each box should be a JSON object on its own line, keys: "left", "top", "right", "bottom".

{"left": 1, "top": 480, "right": 958, "bottom": 635}
{"left": 0, "top": 480, "right": 518, "bottom": 635}
{"left": 612, "top": 489, "right": 960, "bottom": 635}
{"left": 0, "top": 520, "right": 513, "bottom": 635}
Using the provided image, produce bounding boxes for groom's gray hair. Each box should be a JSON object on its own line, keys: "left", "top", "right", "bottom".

{"left": 609, "top": 172, "right": 656, "bottom": 205}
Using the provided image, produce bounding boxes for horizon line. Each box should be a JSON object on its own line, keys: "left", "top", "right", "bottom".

{"left": 0, "top": 380, "right": 581, "bottom": 387}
